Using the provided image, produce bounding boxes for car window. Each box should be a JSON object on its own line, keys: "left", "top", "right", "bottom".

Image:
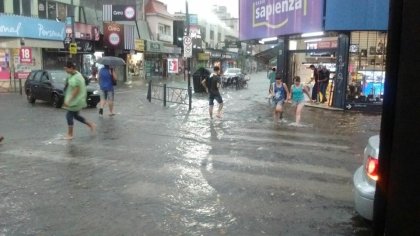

{"left": 40, "top": 73, "right": 49, "bottom": 83}
{"left": 27, "top": 72, "right": 36, "bottom": 80}
{"left": 33, "top": 71, "right": 43, "bottom": 82}
{"left": 50, "top": 71, "right": 68, "bottom": 83}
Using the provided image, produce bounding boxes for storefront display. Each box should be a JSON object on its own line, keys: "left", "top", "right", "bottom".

{"left": 348, "top": 31, "right": 387, "bottom": 104}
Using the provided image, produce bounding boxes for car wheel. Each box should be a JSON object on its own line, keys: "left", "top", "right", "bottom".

{"left": 26, "top": 90, "right": 36, "bottom": 104}
{"left": 52, "top": 94, "right": 62, "bottom": 108}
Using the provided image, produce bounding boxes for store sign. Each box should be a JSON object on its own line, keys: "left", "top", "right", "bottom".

{"left": 19, "top": 47, "right": 32, "bottom": 64}
{"left": 168, "top": 58, "right": 179, "bottom": 74}
{"left": 103, "top": 5, "right": 136, "bottom": 21}
{"left": 62, "top": 40, "right": 94, "bottom": 53}
{"left": 198, "top": 53, "right": 210, "bottom": 61}
{"left": 104, "top": 23, "right": 124, "bottom": 49}
{"left": 0, "top": 15, "right": 65, "bottom": 40}
{"left": 65, "top": 22, "right": 100, "bottom": 41}
{"left": 146, "top": 41, "right": 163, "bottom": 52}
{"left": 135, "top": 39, "right": 145, "bottom": 52}
{"left": 239, "top": 0, "right": 323, "bottom": 41}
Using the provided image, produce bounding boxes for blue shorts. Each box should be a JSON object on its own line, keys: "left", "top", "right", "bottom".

{"left": 209, "top": 93, "right": 223, "bottom": 106}
{"left": 271, "top": 98, "right": 285, "bottom": 108}
{"left": 100, "top": 90, "right": 114, "bottom": 101}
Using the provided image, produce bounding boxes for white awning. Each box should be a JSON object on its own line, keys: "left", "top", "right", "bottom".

{"left": 0, "top": 38, "right": 64, "bottom": 49}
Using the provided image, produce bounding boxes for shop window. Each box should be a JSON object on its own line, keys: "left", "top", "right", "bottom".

{"left": 47, "top": 1, "right": 57, "bottom": 20}
{"left": 348, "top": 31, "right": 387, "bottom": 103}
{"left": 13, "top": 0, "right": 31, "bottom": 16}
{"left": 38, "top": 0, "right": 47, "bottom": 18}
{"left": 57, "top": 3, "right": 67, "bottom": 22}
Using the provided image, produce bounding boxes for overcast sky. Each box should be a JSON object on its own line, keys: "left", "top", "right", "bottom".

{"left": 159, "top": 0, "right": 239, "bottom": 18}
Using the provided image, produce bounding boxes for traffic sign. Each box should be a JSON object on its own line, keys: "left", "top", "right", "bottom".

{"left": 69, "top": 42, "right": 77, "bottom": 54}
{"left": 183, "top": 36, "right": 192, "bottom": 58}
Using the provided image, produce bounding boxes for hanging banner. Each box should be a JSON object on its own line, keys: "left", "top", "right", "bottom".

{"left": 103, "top": 5, "right": 136, "bottom": 21}
{"left": 168, "top": 58, "right": 179, "bottom": 74}
{"left": 104, "top": 23, "right": 124, "bottom": 49}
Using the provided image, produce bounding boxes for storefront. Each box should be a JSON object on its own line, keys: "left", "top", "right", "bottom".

{"left": 144, "top": 40, "right": 181, "bottom": 78}
{"left": 0, "top": 15, "right": 65, "bottom": 87}
{"left": 239, "top": 0, "right": 389, "bottom": 111}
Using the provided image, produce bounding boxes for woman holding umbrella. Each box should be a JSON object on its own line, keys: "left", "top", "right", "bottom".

{"left": 98, "top": 65, "right": 117, "bottom": 116}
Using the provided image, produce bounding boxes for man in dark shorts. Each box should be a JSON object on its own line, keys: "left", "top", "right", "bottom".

{"left": 201, "top": 66, "right": 224, "bottom": 119}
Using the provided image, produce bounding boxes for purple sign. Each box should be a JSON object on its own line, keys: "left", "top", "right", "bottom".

{"left": 239, "top": 0, "right": 324, "bottom": 41}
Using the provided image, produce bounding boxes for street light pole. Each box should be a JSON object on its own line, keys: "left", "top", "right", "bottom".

{"left": 186, "top": 0, "right": 192, "bottom": 110}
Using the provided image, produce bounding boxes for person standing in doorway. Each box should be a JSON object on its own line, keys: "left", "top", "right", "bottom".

{"left": 270, "top": 76, "right": 290, "bottom": 123}
{"left": 201, "top": 66, "right": 224, "bottom": 119}
{"left": 63, "top": 61, "right": 96, "bottom": 140}
{"left": 308, "top": 64, "right": 320, "bottom": 102}
{"left": 289, "top": 76, "right": 312, "bottom": 126}
{"left": 98, "top": 65, "right": 116, "bottom": 116}
{"left": 319, "top": 66, "right": 330, "bottom": 103}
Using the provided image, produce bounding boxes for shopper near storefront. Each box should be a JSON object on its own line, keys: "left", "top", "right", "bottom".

{"left": 319, "top": 66, "right": 330, "bottom": 103}
{"left": 63, "top": 62, "right": 96, "bottom": 140}
{"left": 289, "top": 76, "right": 312, "bottom": 126}
{"left": 0, "top": 135, "right": 4, "bottom": 143}
{"left": 267, "top": 67, "right": 276, "bottom": 94}
{"left": 98, "top": 65, "right": 116, "bottom": 116}
{"left": 270, "top": 76, "right": 290, "bottom": 123}
{"left": 308, "top": 65, "right": 320, "bottom": 102}
{"left": 201, "top": 66, "right": 224, "bottom": 119}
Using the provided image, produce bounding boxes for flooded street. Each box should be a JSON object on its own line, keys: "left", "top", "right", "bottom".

{"left": 0, "top": 72, "right": 380, "bottom": 235}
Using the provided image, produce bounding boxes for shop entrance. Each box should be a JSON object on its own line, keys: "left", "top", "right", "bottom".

{"left": 288, "top": 48, "right": 337, "bottom": 105}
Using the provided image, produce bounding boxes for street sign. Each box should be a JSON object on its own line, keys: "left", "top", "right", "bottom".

{"left": 69, "top": 42, "right": 77, "bottom": 54}
{"left": 183, "top": 36, "right": 192, "bottom": 58}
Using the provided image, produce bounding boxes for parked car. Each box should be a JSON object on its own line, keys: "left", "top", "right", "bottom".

{"left": 353, "top": 135, "right": 380, "bottom": 220}
{"left": 24, "top": 70, "right": 100, "bottom": 108}
{"left": 222, "top": 68, "right": 248, "bottom": 89}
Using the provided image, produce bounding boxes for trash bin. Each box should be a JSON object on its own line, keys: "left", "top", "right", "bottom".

{"left": 192, "top": 67, "right": 212, "bottom": 93}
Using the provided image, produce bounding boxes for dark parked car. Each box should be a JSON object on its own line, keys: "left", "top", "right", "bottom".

{"left": 24, "top": 70, "right": 100, "bottom": 108}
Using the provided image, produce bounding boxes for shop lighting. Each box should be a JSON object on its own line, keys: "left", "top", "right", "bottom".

{"left": 304, "top": 38, "right": 322, "bottom": 43}
{"left": 258, "top": 37, "right": 278, "bottom": 44}
{"left": 301, "top": 31, "right": 324, "bottom": 38}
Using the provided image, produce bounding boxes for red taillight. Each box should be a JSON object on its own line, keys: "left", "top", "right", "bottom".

{"left": 366, "top": 156, "right": 379, "bottom": 181}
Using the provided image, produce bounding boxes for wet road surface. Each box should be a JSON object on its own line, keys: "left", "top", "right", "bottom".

{"left": 0, "top": 72, "right": 380, "bottom": 235}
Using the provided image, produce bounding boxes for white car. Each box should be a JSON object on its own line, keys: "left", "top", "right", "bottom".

{"left": 353, "top": 135, "right": 380, "bottom": 220}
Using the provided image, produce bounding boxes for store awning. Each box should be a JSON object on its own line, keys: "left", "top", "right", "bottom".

{"left": 254, "top": 46, "right": 279, "bottom": 63}
{"left": 24, "top": 39, "right": 64, "bottom": 49}
{"left": 0, "top": 38, "right": 64, "bottom": 49}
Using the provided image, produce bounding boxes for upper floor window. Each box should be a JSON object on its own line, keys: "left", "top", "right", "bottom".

{"left": 218, "top": 32, "right": 221, "bottom": 42}
{"left": 38, "top": 1, "right": 69, "bottom": 21}
{"left": 14, "top": 0, "right": 31, "bottom": 16}
{"left": 158, "top": 23, "right": 171, "bottom": 36}
{"left": 0, "top": 0, "right": 4, "bottom": 13}
{"left": 210, "top": 30, "right": 214, "bottom": 40}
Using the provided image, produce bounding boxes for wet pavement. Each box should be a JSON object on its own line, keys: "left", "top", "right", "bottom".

{"left": 0, "top": 72, "right": 380, "bottom": 235}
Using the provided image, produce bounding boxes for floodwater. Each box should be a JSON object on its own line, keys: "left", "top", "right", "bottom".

{"left": 0, "top": 72, "right": 380, "bottom": 235}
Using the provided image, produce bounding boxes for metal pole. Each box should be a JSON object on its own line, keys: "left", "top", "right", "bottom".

{"left": 163, "top": 84, "right": 167, "bottom": 107}
{"left": 186, "top": 1, "right": 192, "bottom": 110}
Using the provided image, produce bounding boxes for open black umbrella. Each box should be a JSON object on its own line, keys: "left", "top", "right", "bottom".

{"left": 96, "top": 56, "right": 126, "bottom": 66}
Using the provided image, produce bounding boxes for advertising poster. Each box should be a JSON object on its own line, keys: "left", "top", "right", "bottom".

{"left": 239, "top": 0, "right": 324, "bottom": 40}
{"left": 168, "top": 58, "right": 178, "bottom": 74}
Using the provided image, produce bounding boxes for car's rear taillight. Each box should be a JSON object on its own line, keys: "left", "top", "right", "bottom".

{"left": 365, "top": 156, "right": 379, "bottom": 181}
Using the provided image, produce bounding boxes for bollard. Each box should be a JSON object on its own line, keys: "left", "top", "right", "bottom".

{"left": 147, "top": 80, "right": 152, "bottom": 102}
{"left": 19, "top": 79, "right": 22, "bottom": 95}
{"left": 163, "top": 84, "right": 167, "bottom": 107}
{"left": 188, "top": 86, "right": 192, "bottom": 110}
